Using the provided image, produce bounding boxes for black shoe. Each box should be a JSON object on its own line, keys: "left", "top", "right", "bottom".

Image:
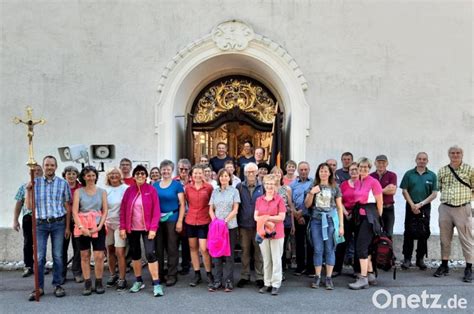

{"left": 106, "top": 274, "right": 119, "bottom": 287}
{"left": 271, "top": 287, "right": 279, "bottom": 295}
{"left": 401, "top": 258, "right": 412, "bottom": 270}
{"left": 22, "top": 268, "right": 33, "bottom": 278}
{"left": 116, "top": 279, "right": 127, "bottom": 291}
{"left": 208, "top": 281, "right": 221, "bottom": 292}
{"left": 206, "top": 273, "right": 214, "bottom": 285}
{"left": 236, "top": 278, "right": 250, "bottom": 288}
{"left": 44, "top": 268, "right": 51, "bottom": 275}
{"left": 179, "top": 268, "right": 190, "bottom": 275}
{"left": 463, "top": 268, "right": 472, "bottom": 283}
{"left": 256, "top": 279, "right": 264, "bottom": 288}
{"left": 293, "top": 269, "right": 306, "bottom": 276}
{"left": 416, "top": 258, "right": 427, "bottom": 271}
{"left": 82, "top": 279, "right": 92, "bottom": 296}
{"left": 224, "top": 280, "right": 233, "bottom": 292}
{"left": 433, "top": 265, "right": 449, "bottom": 277}
{"left": 28, "top": 288, "right": 44, "bottom": 301}
{"left": 189, "top": 273, "right": 202, "bottom": 287}
{"left": 332, "top": 271, "right": 341, "bottom": 278}
{"left": 95, "top": 279, "right": 105, "bottom": 294}
{"left": 259, "top": 286, "right": 272, "bottom": 294}
{"left": 165, "top": 276, "right": 177, "bottom": 287}
{"left": 54, "top": 285, "right": 66, "bottom": 297}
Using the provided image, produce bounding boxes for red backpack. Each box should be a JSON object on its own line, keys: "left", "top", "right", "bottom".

{"left": 371, "top": 234, "right": 397, "bottom": 279}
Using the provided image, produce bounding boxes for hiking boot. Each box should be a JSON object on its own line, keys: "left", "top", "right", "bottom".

{"left": 189, "top": 272, "right": 201, "bottom": 287}
{"left": 433, "top": 265, "right": 449, "bottom": 277}
{"left": 208, "top": 281, "right": 221, "bottom": 292}
{"left": 236, "top": 278, "right": 250, "bottom": 288}
{"left": 271, "top": 287, "right": 279, "bottom": 295}
{"left": 348, "top": 276, "right": 369, "bottom": 290}
{"left": 416, "top": 258, "right": 427, "bottom": 271}
{"left": 259, "top": 286, "right": 272, "bottom": 294}
{"left": 95, "top": 279, "right": 105, "bottom": 294}
{"left": 54, "top": 285, "right": 66, "bottom": 297}
{"left": 463, "top": 268, "right": 472, "bottom": 283}
{"left": 368, "top": 272, "right": 377, "bottom": 286}
{"left": 153, "top": 284, "right": 164, "bottom": 297}
{"left": 22, "top": 268, "right": 33, "bottom": 278}
{"left": 401, "top": 258, "right": 412, "bottom": 270}
{"left": 224, "top": 280, "right": 233, "bottom": 292}
{"left": 256, "top": 279, "right": 264, "bottom": 288}
{"left": 325, "top": 277, "right": 334, "bottom": 290}
{"left": 129, "top": 281, "right": 145, "bottom": 293}
{"left": 82, "top": 279, "right": 92, "bottom": 296}
{"left": 106, "top": 274, "right": 119, "bottom": 287}
{"left": 28, "top": 288, "right": 44, "bottom": 301}
{"left": 116, "top": 279, "right": 127, "bottom": 291}
{"left": 311, "top": 275, "right": 321, "bottom": 289}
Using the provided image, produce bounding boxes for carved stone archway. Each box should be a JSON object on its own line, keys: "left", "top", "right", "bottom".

{"left": 154, "top": 20, "right": 310, "bottom": 164}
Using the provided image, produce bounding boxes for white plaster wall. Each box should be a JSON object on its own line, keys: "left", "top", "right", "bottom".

{"left": 1, "top": 0, "right": 472, "bottom": 236}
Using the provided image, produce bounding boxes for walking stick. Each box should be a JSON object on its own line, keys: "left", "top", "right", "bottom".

{"left": 13, "top": 106, "right": 46, "bottom": 302}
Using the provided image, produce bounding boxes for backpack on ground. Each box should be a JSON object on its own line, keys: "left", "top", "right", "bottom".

{"left": 371, "top": 233, "right": 397, "bottom": 279}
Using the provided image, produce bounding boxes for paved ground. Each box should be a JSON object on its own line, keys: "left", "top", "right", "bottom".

{"left": 0, "top": 266, "right": 472, "bottom": 313}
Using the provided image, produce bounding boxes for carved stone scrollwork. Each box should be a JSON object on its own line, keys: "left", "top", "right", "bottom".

{"left": 212, "top": 20, "right": 254, "bottom": 51}
{"left": 193, "top": 77, "right": 276, "bottom": 124}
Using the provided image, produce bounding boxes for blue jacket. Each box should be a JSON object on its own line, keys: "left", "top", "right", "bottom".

{"left": 236, "top": 180, "right": 264, "bottom": 228}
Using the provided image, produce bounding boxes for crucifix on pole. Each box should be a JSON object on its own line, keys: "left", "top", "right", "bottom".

{"left": 13, "top": 106, "right": 46, "bottom": 302}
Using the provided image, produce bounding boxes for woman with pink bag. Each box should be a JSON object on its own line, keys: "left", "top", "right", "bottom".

{"left": 208, "top": 169, "right": 241, "bottom": 292}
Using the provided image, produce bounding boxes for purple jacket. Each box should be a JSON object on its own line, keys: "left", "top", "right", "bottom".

{"left": 120, "top": 183, "right": 160, "bottom": 233}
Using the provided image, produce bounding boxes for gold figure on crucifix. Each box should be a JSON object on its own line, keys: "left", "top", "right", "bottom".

{"left": 13, "top": 106, "right": 46, "bottom": 167}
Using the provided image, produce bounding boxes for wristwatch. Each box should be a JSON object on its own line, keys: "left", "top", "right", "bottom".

{"left": 78, "top": 225, "right": 83, "bottom": 230}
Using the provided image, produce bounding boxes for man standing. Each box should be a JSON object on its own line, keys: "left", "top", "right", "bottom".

{"left": 13, "top": 164, "right": 43, "bottom": 278}
{"left": 209, "top": 142, "right": 233, "bottom": 173}
{"left": 120, "top": 158, "right": 134, "bottom": 186}
{"left": 400, "top": 152, "right": 438, "bottom": 270}
{"left": 236, "top": 162, "right": 265, "bottom": 288}
{"left": 370, "top": 155, "right": 397, "bottom": 237}
{"left": 434, "top": 146, "right": 473, "bottom": 283}
{"left": 237, "top": 140, "right": 255, "bottom": 181}
{"left": 326, "top": 159, "right": 338, "bottom": 175}
{"left": 335, "top": 152, "right": 353, "bottom": 184}
{"left": 26, "top": 156, "right": 71, "bottom": 300}
{"left": 290, "top": 161, "right": 314, "bottom": 276}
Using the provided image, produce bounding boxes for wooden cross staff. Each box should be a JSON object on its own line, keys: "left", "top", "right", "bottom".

{"left": 13, "top": 106, "right": 46, "bottom": 302}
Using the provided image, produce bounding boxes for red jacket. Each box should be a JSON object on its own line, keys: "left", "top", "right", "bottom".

{"left": 184, "top": 182, "right": 213, "bottom": 225}
{"left": 120, "top": 183, "right": 161, "bottom": 233}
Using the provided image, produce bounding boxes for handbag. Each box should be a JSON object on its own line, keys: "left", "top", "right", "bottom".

{"left": 409, "top": 212, "right": 430, "bottom": 240}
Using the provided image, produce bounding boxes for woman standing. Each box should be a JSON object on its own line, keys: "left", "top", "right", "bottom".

{"left": 348, "top": 158, "right": 383, "bottom": 290}
{"left": 255, "top": 174, "right": 286, "bottom": 295}
{"left": 304, "top": 163, "right": 344, "bottom": 290}
{"left": 62, "top": 166, "right": 82, "bottom": 283}
{"left": 72, "top": 166, "right": 108, "bottom": 295}
{"left": 181, "top": 165, "right": 214, "bottom": 287}
{"left": 104, "top": 167, "right": 128, "bottom": 291}
{"left": 334, "top": 162, "right": 359, "bottom": 276}
{"left": 270, "top": 166, "right": 295, "bottom": 272}
{"left": 208, "top": 169, "right": 241, "bottom": 292}
{"left": 149, "top": 167, "right": 161, "bottom": 184}
{"left": 153, "top": 160, "right": 185, "bottom": 287}
{"left": 282, "top": 160, "right": 297, "bottom": 186}
{"left": 119, "top": 165, "right": 163, "bottom": 297}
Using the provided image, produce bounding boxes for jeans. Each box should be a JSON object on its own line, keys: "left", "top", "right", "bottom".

{"left": 22, "top": 215, "right": 33, "bottom": 269}
{"left": 310, "top": 216, "right": 336, "bottom": 266}
{"left": 37, "top": 220, "right": 65, "bottom": 288}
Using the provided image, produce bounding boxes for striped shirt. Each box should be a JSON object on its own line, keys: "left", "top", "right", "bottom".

{"left": 437, "top": 163, "right": 473, "bottom": 206}
{"left": 34, "top": 175, "right": 71, "bottom": 219}
{"left": 14, "top": 183, "right": 31, "bottom": 216}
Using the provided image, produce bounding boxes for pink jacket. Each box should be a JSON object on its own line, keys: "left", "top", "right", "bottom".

{"left": 119, "top": 183, "right": 161, "bottom": 233}
{"left": 207, "top": 219, "right": 230, "bottom": 258}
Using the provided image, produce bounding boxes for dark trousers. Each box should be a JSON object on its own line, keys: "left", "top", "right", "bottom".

{"left": 156, "top": 221, "right": 179, "bottom": 279}
{"left": 382, "top": 204, "right": 395, "bottom": 237}
{"left": 22, "top": 214, "right": 34, "bottom": 269}
{"left": 334, "top": 214, "right": 356, "bottom": 273}
{"left": 402, "top": 202, "right": 430, "bottom": 260}
{"left": 294, "top": 216, "right": 313, "bottom": 273}
{"left": 178, "top": 226, "right": 191, "bottom": 271}
{"left": 62, "top": 219, "right": 82, "bottom": 277}
{"left": 213, "top": 228, "right": 238, "bottom": 284}
{"left": 282, "top": 227, "right": 292, "bottom": 269}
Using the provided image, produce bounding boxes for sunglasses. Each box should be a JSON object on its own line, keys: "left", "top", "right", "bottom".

{"left": 135, "top": 171, "right": 147, "bottom": 176}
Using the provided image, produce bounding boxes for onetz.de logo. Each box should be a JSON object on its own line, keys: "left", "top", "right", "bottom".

{"left": 372, "top": 289, "right": 468, "bottom": 310}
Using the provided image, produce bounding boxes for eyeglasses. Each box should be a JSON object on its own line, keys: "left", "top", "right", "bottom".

{"left": 135, "top": 171, "right": 147, "bottom": 176}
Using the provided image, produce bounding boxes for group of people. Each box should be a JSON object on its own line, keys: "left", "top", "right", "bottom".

{"left": 12, "top": 142, "right": 473, "bottom": 301}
